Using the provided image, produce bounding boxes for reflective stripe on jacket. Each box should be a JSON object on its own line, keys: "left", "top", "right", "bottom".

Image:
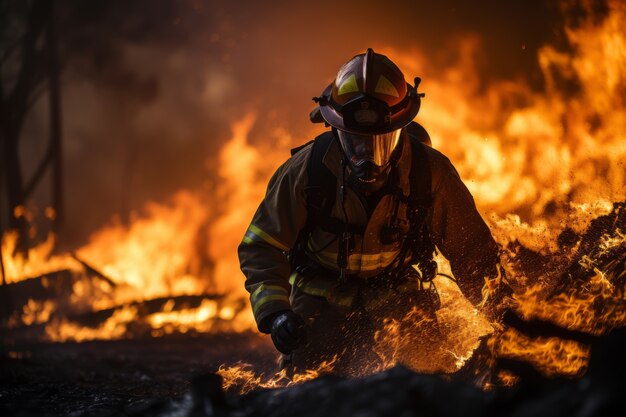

{"left": 238, "top": 131, "right": 500, "bottom": 330}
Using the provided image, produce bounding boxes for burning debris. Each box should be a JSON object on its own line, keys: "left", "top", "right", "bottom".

{"left": 1, "top": 192, "right": 256, "bottom": 343}
{"left": 176, "top": 327, "right": 626, "bottom": 417}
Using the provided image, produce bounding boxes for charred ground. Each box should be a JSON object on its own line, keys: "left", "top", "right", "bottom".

{"left": 1, "top": 328, "right": 624, "bottom": 416}
{"left": 1, "top": 201, "right": 625, "bottom": 416}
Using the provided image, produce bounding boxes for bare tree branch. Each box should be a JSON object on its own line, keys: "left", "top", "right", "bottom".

{"left": 6, "top": 0, "right": 51, "bottom": 139}
{"left": 23, "top": 143, "right": 53, "bottom": 200}
{"left": 11, "top": 49, "right": 49, "bottom": 138}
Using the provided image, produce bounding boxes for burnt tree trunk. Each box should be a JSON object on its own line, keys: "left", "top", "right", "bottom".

{"left": 1, "top": 129, "right": 28, "bottom": 247}
{"left": 0, "top": 212, "right": 9, "bottom": 323}
{"left": 0, "top": 0, "right": 53, "bottom": 251}
{"left": 47, "top": 0, "right": 64, "bottom": 231}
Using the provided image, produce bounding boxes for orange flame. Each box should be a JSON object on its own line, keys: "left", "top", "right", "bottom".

{"left": 217, "top": 356, "right": 338, "bottom": 394}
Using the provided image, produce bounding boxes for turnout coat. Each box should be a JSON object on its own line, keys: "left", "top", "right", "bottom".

{"left": 238, "top": 130, "right": 500, "bottom": 332}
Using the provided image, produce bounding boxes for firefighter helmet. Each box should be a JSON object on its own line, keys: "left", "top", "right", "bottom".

{"left": 314, "top": 48, "right": 423, "bottom": 136}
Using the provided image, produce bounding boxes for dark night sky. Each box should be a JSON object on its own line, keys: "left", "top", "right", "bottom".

{"left": 12, "top": 0, "right": 570, "bottom": 246}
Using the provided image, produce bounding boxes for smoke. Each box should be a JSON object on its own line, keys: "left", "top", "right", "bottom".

{"left": 13, "top": 0, "right": 573, "bottom": 246}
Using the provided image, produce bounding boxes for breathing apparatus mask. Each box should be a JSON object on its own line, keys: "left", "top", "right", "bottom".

{"left": 336, "top": 128, "right": 403, "bottom": 193}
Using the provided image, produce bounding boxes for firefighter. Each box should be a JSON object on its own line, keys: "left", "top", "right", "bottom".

{"left": 238, "top": 49, "right": 511, "bottom": 375}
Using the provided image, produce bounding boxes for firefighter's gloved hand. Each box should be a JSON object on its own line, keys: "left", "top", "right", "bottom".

{"left": 270, "top": 311, "right": 306, "bottom": 354}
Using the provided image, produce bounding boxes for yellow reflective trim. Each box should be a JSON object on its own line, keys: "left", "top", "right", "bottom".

{"left": 288, "top": 272, "right": 299, "bottom": 286}
{"left": 289, "top": 272, "right": 355, "bottom": 307}
{"left": 301, "top": 285, "right": 328, "bottom": 298}
{"left": 337, "top": 73, "right": 359, "bottom": 95}
{"left": 311, "top": 249, "right": 400, "bottom": 272}
{"left": 335, "top": 296, "right": 354, "bottom": 308}
{"left": 374, "top": 75, "right": 400, "bottom": 97}
{"left": 251, "top": 283, "right": 289, "bottom": 303}
{"left": 252, "top": 294, "right": 290, "bottom": 315}
{"left": 248, "top": 224, "right": 289, "bottom": 251}
{"left": 358, "top": 251, "right": 401, "bottom": 265}
{"left": 290, "top": 273, "right": 321, "bottom": 292}
{"left": 242, "top": 236, "right": 253, "bottom": 244}
{"left": 290, "top": 272, "right": 336, "bottom": 298}
{"left": 310, "top": 251, "right": 342, "bottom": 269}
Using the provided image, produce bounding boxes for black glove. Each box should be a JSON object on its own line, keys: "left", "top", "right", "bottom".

{"left": 270, "top": 311, "right": 306, "bottom": 354}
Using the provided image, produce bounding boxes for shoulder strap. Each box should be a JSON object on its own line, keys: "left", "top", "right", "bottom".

{"left": 290, "top": 139, "right": 313, "bottom": 156}
{"left": 405, "top": 121, "right": 432, "bottom": 147}
{"left": 388, "top": 133, "right": 435, "bottom": 279}
{"left": 306, "top": 133, "right": 367, "bottom": 235}
{"left": 407, "top": 133, "right": 432, "bottom": 211}
{"left": 298, "top": 130, "right": 432, "bottom": 240}
{"left": 288, "top": 132, "right": 337, "bottom": 270}
{"left": 303, "top": 131, "right": 336, "bottom": 220}
{"left": 406, "top": 133, "right": 437, "bottom": 281}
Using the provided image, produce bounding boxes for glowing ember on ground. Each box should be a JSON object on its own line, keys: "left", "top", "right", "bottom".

{"left": 217, "top": 357, "right": 338, "bottom": 395}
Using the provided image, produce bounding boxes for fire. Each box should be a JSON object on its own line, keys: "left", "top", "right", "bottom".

{"left": 516, "top": 263, "right": 626, "bottom": 336}
{"left": 387, "top": 1, "right": 626, "bottom": 222}
{"left": 76, "top": 191, "right": 210, "bottom": 303}
{"left": 217, "top": 356, "right": 338, "bottom": 395}
{"left": 46, "top": 305, "right": 140, "bottom": 343}
{"left": 2, "top": 0, "right": 626, "bottom": 392}
{"left": 147, "top": 298, "right": 241, "bottom": 335}
{"left": 7, "top": 298, "right": 55, "bottom": 327}
{"left": 494, "top": 328, "right": 591, "bottom": 378}
{"left": 372, "top": 261, "right": 493, "bottom": 374}
{"left": 1, "top": 231, "right": 81, "bottom": 284}
{"left": 3, "top": 161, "right": 259, "bottom": 341}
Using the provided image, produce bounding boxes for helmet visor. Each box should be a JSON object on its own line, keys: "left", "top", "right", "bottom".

{"left": 337, "top": 129, "right": 402, "bottom": 167}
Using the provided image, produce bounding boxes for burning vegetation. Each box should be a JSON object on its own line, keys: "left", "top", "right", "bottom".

{"left": 2, "top": 0, "right": 626, "bottom": 402}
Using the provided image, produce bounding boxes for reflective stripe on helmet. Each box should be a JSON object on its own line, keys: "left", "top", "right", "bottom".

{"left": 374, "top": 75, "right": 400, "bottom": 97}
{"left": 337, "top": 73, "right": 359, "bottom": 95}
{"left": 241, "top": 224, "right": 290, "bottom": 252}
{"left": 317, "top": 48, "right": 422, "bottom": 135}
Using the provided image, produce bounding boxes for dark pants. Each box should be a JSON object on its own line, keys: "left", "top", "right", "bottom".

{"left": 285, "top": 285, "right": 442, "bottom": 377}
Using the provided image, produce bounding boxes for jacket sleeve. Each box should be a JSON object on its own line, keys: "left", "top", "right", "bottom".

{"left": 238, "top": 146, "right": 310, "bottom": 332}
{"left": 426, "top": 150, "right": 501, "bottom": 306}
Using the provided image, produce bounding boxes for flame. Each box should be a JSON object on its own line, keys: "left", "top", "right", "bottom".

{"left": 1, "top": 231, "right": 81, "bottom": 283}
{"left": 386, "top": 1, "right": 626, "bottom": 222}
{"left": 45, "top": 305, "right": 140, "bottom": 343}
{"left": 217, "top": 356, "right": 338, "bottom": 395}
{"left": 147, "top": 298, "right": 245, "bottom": 335}
{"left": 494, "top": 328, "right": 591, "bottom": 378}
{"left": 2, "top": 0, "right": 626, "bottom": 391}
{"left": 76, "top": 191, "right": 209, "bottom": 303}
{"left": 8, "top": 299, "right": 55, "bottom": 327}
{"left": 2, "top": 128, "right": 264, "bottom": 341}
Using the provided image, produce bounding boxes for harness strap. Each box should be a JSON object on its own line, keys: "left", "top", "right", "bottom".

{"left": 370, "top": 133, "right": 434, "bottom": 283}
{"left": 289, "top": 123, "right": 435, "bottom": 281}
{"left": 403, "top": 136, "right": 436, "bottom": 280}
{"left": 288, "top": 132, "right": 336, "bottom": 270}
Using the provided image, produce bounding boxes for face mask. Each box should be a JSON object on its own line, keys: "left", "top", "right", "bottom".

{"left": 336, "top": 129, "right": 402, "bottom": 193}
{"left": 337, "top": 129, "right": 402, "bottom": 167}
